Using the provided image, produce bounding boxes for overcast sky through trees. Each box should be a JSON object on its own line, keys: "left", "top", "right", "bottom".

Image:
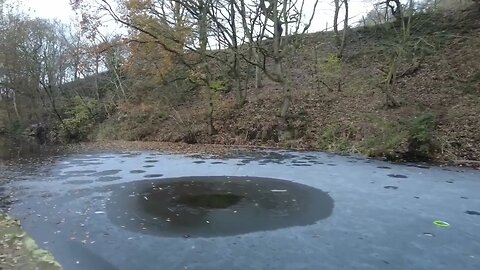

{"left": 14, "top": 0, "right": 375, "bottom": 33}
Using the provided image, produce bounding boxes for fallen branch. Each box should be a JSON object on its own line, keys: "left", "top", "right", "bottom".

{"left": 397, "top": 62, "right": 421, "bottom": 79}
{"left": 376, "top": 62, "right": 421, "bottom": 79}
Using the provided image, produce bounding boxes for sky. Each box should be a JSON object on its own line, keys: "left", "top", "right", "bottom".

{"left": 16, "top": 0, "right": 77, "bottom": 22}
{"left": 14, "top": 0, "right": 376, "bottom": 32}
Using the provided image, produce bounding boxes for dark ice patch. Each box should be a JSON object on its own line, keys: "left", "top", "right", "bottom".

{"left": 97, "top": 176, "right": 122, "bottom": 182}
{"left": 64, "top": 180, "right": 94, "bottom": 185}
{"left": 92, "top": 170, "right": 122, "bottom": 176}
{"left": 387, "top": 174, "right": 408, "bottom": 179}
{"left": 144, "top": 174, "right": 164, "bottom": 178}
{"left": 211, "top": 161, "right": 226, "bottom": 165}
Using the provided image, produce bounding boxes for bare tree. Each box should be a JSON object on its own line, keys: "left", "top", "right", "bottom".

{"left": 207, "top": 0, "right": 254, "bottom": 107}
{"left": 31, "top": 20, "right": 72, "bottom": 131}
{"left": 72, "top": 0, "right": 221, "bottom": 135}
{"left": 237, "top": 0, "right": 264, "bottom": 90}
{"left": 198, "top": 0, "right": 216, "bottom": 135}
{"left": 71, "top": 0, "right": 320, "bottom": 133}
{"left": 381, "top": 0, "right": 415, "bottom": 108}
{"left": 239, "top": 0, "right": 320, "bottom": 126}
{"left": 0, "top": 9, "right": 79, "bottom": 135}
{"left": 333, "top": 0, "right": 349, "bottom": 57}
{"left": 333, "top": 0, "right": 341, "bottom": 45}
{"left": 338, "top": 0, "right": 349, "bottom": 57}
{"left": 379, "top": 0, "right": 403, "bottom": 20}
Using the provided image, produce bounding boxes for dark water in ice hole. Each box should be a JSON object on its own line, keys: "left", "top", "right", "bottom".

{"left": 106, "top": 176, "right": 334, "bottom": 237}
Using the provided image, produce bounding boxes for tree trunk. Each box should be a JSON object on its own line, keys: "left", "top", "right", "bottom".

{"left": 384, "top": 54, "right": 400, "bottom": 108}
{"left": 12, "top": 90, "right": 21, "bottom": 120}
{"left": 45, "top": 84, "right": 70, "bottom": 132}
{"left": 94, "top": 58, "right": 101, "bottom": 101}
{"left": 280, "top": 80, "right": 291, "bottom": 123}
{"left": 277, "top": 0, "right": 292, "bottom": 123}
{"left": 229, "top": 0, "right": 245, "bottom": 108}
{"left": 112, "top": 65, "right": 127, "bottom": 100}
{"left": 383, "top": 0, "right": 412, "bottom": 108}
{"left": 94, "top": 56, "right": 111, "bottom": 116}
{"left": 338, "top": 0, "right": 349, "bottom": 58}
{"left": 206, "top": 88, "right": 215, "bottom": 136}
{"left": 234, "top": 76, "right": 246, "bottom": 108}
{"left": 254, "top": 50, "right": 263, "bottom": 89}
{"left": 2, "top": 95, "right": 12, "bottom": 122}
{"left": 199, "top": 0, "right": 215, "bottom": 136}
{"left": 275, "top": 57, "right": 291, "bottom": 123}
{"left": 333, "top": 0, "right": 340, "bottom": 46}
{"left": 384, "top": 86, "right": 398, "bottom": 108}
{"left": 238, "top": 0, "right": 262, "bottom": 90}
{"left": 38, "top": 64, "right": 71, "bottom": 136}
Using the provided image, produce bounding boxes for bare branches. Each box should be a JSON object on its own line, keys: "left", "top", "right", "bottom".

{"left": 70, "top": 0, "right": 321, "bottom": 126}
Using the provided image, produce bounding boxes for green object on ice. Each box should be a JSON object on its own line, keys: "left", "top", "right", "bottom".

{"left": 433, "top": 220, "right": 450, "bottom": 227}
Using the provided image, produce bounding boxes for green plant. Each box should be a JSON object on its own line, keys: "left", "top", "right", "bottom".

{"left": 359, "top": 117, "right": 408, "bottom": 159}
{"left": 59, "top": 96, "right": 99, "bottom": 142}
{"left": 209, "top": 80, "right": 226, "bottom": 92}
{"left": 318, "top": 123, "right": 355, "bottom": 153}
{"left": 317, "top": 53, "right": 344, "bottom": 91}
{"left": 407, "top": 112, "right": 437, "bottom": 160}
{"left": 319, "top": 53, "right": 342, "bottom": 74}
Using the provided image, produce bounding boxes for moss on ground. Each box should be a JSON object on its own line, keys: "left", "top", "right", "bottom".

{"left": 0, "top": 213, "right": 61, "bottom": 270}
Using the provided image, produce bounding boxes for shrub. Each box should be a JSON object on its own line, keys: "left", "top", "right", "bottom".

{"left": 318, "top": 123, "right": 356, "bottom": 153}
{"left": 317, "top": 53, "right": 343, "bottom": 91}
{"left": 360, "top": 119, "right": 408, "bottom": 159}
{"left": 59, "top": 96, "right": 99, "bottom": 142}
{"left": 407, "top": 113, "right": 437, "bottom": 160}
{"left": 209, "top": 80, "right": 226, "bottom": 92}
{"left": 95, "top": 103, "right": 165, "bottom": 141}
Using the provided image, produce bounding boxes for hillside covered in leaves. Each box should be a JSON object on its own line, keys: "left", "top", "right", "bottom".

{"left": 1, "top": 0, "right": 479, "bottom": 164}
